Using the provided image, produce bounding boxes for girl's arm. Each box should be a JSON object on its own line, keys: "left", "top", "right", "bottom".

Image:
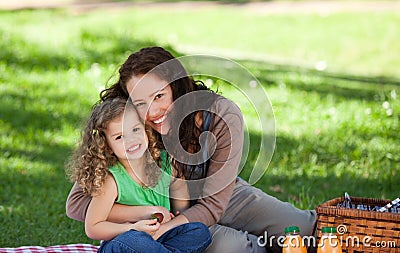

{"left": 66, "top": 182, "right": 170, "bottom": 224}
{"left": 85, "top": 175, "right": 160, "bottom": 241}
{"left": 107, "top": 204, "right": 171, "bottom": 224}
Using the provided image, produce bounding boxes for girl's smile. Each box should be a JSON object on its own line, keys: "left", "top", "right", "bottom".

{"left": 126, "top": 143, "right": 141, "bottom": 153}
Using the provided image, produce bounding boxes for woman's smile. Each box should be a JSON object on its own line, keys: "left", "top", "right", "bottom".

{"left": 152, "top": 115, "right": 166, "bottom": 125}
{"left": 127, "top": 73, "right": 174, "bottom": 135}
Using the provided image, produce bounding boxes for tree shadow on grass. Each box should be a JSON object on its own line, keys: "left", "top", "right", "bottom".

{"left": 2, "top": 36, "right": 398, "bottom": 189}
{"left": 242, "top": 59, "right": 400, "bottom": 86}
{"left": 239, "top": 131, "right": 399, "bottom": 209}
{"left": 0, "top": 27, "right": 181, "bottom": 72}
{"left": 0, "top": 38, "right": 180, "bottom": 220}
{"left": 240, "top": 59, "right": 400, "bottom": 102}
{"left": 0, "top": 28, "right": 183, "bottom": 185}
{"left": 0, "top": 34, "right": 181, "bottom": 168}
{"left": 0, "top": 85, "right": 94, "bottom": 245}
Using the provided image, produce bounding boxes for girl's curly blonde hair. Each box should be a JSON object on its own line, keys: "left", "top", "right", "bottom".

{"left": 66, "top": 97, "right": 162, "bottom": 196}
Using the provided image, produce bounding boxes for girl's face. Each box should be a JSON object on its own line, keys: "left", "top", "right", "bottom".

{"left": 126, "top": 73, "right": 174, "bottom": 135}
{"left": 105, "top": 108, "right": 148, "bottom": 162}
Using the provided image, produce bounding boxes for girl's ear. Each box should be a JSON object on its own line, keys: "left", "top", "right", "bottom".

{"left": 105, "top": 144, "right": 114, "bottom": 155}
{"left": 103, "top": 137, "right": 117, "bottom": 157}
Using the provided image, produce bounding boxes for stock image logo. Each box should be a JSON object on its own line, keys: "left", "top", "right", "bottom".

{"left": 336, "top": 224, "right": 347, "bottom": 235}
{"left": 332, "top": 224, "right": 397, "bottom": 249}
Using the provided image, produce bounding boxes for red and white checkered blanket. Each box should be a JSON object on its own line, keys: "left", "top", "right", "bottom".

{"left": 0, "top": 244, "right": 99, "bottom": 253}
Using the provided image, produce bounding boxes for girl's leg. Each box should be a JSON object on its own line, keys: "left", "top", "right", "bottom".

{"left": 204, "top": 224, "right": 265, "bottom": 253}
{"left": 219, "top": 178, "right": 317, "bottom": 253}
{"left": 98, "top": 229, "right": 174, "bottom": 253}
{"left": 157, "top": 222, "right": 212, "bottom": 253}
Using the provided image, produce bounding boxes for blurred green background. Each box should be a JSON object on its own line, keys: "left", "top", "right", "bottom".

{"left": 0, "top": 0, "right": 399, "bottom": 247}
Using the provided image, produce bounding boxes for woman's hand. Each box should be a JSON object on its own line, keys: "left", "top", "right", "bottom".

{"left": 131, "top": 219, "right": 160, "bottom": 237}
{"left": 168, "top": 210, "right": 181, "bottom": 220}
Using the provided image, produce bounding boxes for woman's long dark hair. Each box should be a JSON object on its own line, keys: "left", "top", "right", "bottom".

{"left": 100, "top": 46, "right": 216, "bottom": 180}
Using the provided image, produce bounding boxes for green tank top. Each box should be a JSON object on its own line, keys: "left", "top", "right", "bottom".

{"left": 109, "top": 151, "right": 172, "bottom": 210}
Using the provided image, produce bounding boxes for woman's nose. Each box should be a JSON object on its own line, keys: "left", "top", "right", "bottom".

{"left": 147, "top": 103, "right": 160, "bottom": 118}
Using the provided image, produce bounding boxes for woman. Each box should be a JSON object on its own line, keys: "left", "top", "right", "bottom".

{"left": 66, "top": 46, "right": 316, "bottom": 252}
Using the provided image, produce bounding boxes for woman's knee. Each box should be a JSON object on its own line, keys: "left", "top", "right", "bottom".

{"left": 190, "top": 222, "right": 211, "bottom": 235}
{"left": 180, "top": 222, "right": 212, "bottom": 245}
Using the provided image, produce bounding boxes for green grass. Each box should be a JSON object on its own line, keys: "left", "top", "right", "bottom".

{"left": 0, "top": 5, "right": 399, "bottom": 247}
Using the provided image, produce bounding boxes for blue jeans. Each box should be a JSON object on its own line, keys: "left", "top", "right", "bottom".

{"left": 98, "top": 222, "right": 211, "bottom": 253}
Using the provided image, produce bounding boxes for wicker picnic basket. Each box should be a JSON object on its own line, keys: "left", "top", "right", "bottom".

{"left": 316, "top": 197, "right": 400, "bottom": 253}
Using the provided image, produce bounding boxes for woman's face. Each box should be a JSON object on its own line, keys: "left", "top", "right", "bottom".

{"left": 126, "top": 73, "right": 174, "bottom": 135}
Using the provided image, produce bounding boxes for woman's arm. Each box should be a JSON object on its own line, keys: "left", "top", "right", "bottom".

{"left": 66, "top": 182, "right": 91, "bottom": 222}
{"left": 181, "top": 97, "right": 244, "bottom": 226}
{"left": 169, "top": 171, "right": 190, "bottom": 214}
{"left": 152, "top": 213, "right": 190, "bottom": 240}
{"left": 85, "top": 175, "right": 160, "bottom": 241}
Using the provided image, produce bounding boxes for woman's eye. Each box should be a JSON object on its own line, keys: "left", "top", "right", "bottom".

{"left": 135, "top": 102, "right": 145, "bottom": 107}
{"left": 115, "top": 135, "right": 122, "bottom": 140}
{"left": 155, "top": 93, "right": 163, "bottom": 100}
{"left": 133, "top": 127, "right": 140, "bottom": 133}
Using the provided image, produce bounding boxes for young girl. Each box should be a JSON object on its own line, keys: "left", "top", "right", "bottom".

{"left": 66, "top": 97, "right": 211, "bottom": 253}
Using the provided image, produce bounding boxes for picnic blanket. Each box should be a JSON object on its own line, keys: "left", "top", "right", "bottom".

{"left": 0, "top": 244, "right": 98, "bottom": 253}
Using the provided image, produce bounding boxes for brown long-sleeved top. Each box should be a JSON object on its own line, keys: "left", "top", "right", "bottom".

{"left": 66, "top": 96, "right": 244, "bottom": 227}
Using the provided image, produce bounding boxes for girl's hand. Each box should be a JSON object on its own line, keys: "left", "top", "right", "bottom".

{"left": 131, "top": 219, "right": 160, "bottom": 236}
{"left": 152, "top": 206, "right": 172, "bottom": 223}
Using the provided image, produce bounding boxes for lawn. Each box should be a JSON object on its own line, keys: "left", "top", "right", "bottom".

{"left": 0, "top": 4, "right": 399, "bottom": 247}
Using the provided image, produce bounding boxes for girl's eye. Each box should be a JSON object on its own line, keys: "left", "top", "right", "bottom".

{"left": 155, "top": 93, "right": 163, "bottom": 100}
{"left": 115, "top": 135, "right": 122, "bottom": 140}
{"left": 133, "top": 127, "right": 140, "bottom": 133}
{"left": 135, "top": 102, "right": 145, "bottom": 107}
